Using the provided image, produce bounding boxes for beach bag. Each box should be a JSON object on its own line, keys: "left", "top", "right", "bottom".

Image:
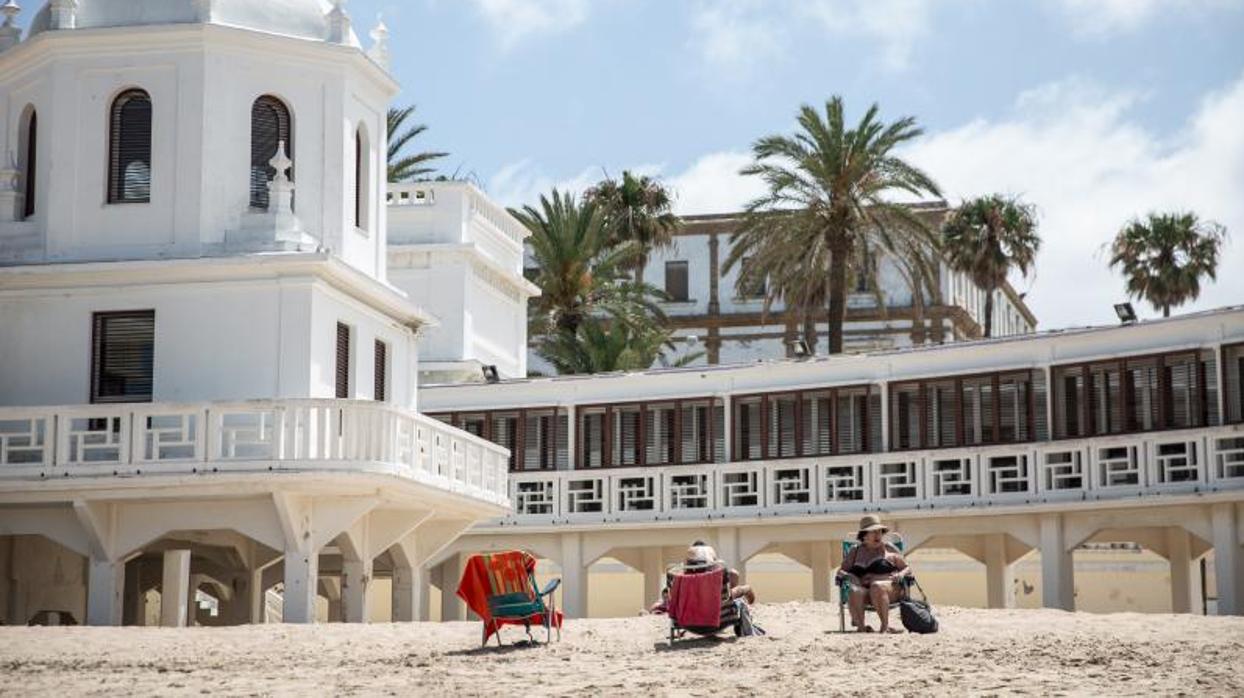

{"left": 734, "top": 601, "right": 766, "bottom": 637}
{"left": 899, "top": 582, "right": 938, "bottom": 634}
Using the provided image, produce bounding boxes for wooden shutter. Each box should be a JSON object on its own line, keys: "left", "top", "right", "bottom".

{"left": 335, "top": 322, "right": 350, "bottom": 398}
{"left": 22, "top": 111, "right": 36, "bottom": 219}
{"left": 250, "top": 96, "right": 292, "bottom": 209}
{"left": 354, "top": 129, "right": 364, "bottom": 229}
{"left": 108, "top": 90, "right": 152, "bottom": 204}
{"left": 665, "top": 261, "right": 689, "bottom": 302}
{"left": 373, "top": 339, "right": 387, "bottom": 402}
{"left": 91, "top": 311, "right": 155, "bottom": 404}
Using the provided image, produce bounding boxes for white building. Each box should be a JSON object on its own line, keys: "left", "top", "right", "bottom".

{"left": 0, "top": 0, "right": 508, "bottom": 626}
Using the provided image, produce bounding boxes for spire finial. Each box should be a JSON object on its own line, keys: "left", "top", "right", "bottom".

{"left": 266, "top": 140, "right": 295, "bottom": 215}
{"left": 0, "top": 0, "right": 21, "bottom": 51}
{"left": 48, "top": 0, "right": 76, "bottom": 30}
{"left": 368, "top": 14, "right": 389, "bottom": 69}
{"left": 326, "top": 0, "right": 351, "bottom": 44}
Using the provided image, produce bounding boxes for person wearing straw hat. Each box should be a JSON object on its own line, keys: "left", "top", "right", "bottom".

{"left": 837, "top": 515, "right": 910, "bottom": 633}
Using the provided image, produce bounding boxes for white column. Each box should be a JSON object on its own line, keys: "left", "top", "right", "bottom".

{"left": 641, "top": 547, "right": 664, "bottom": 607}
{"left": 564, "top": 404, "right": 577, "bottom": 471}
{"left": 341, "top": 559, "right": 371, "bottom": 623}
{"left": 159, "top": 551, "right": 191, "bottom": 627}
{"left": 1166, "top": 527, "right": 1197, "bottom": 614}
{"left": 249, "top": 568, "right": 265, "bottom": 624}
{"left": 86, "top": 557, "right": 124, "bottom": 626}
{"left": 417, "top": 564, "right": 431, "bottom": 621}
{"left": 984, "top": 533, "right": 1016, "bottom": 609}
{"left": 282, "top": 548, "right": 319, "bottom": 623}
{"left": 560, "top": 532, "right": 587, "bottom": 618}
{"left": 878, "top": 380, "right": 890, "bottom": 452}
{"left": 392, "top": 563, "right": 422, "bottom": 622}
{"left": 811, "top": 542, "right": 832, "bottom": 602}
{"left": 720, "top": 396, "right": 733, "bottom": 462}
{"left": 1039, "top": 514, "right": 1075, "bottom": 611}
{"left": 715, "top": 526, "right": 740, "bottom": 570}
{"left": 1212, "top": 503, "right": 1243, "bottom": 615}
{"left": 440, "top": 554, "right": 464, "bottom": 621}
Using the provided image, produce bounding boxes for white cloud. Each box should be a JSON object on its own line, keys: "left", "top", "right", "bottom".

{"left": 1056, "top": 0, "right": 1244, "bottom": 38}
{"left": 688, "top": 0, "right": 935, "bottom": 74}
{"left": 667, "top": 151, "right": 765, "bottom": 215}
{"left": 485, "top": 160, "right": 663, "bottom": 209}
{"left": 903, "top": 71, "right": 1244, "bottom": 327}
{"left": 469, "top": 0, "right": 590, "bottom": 49}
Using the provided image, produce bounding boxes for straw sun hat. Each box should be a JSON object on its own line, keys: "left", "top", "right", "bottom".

{"left": 856, "top": 514, "right": 889, "bottom": 540}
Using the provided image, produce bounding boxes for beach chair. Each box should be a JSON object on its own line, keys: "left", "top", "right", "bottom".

{"left": 665, "top": 561, "right": 743, "bottom": 644}
{"left": 836, "top": 532, "right": 916, "bottom": 632}
{"left": 456, "top": 550, "right": 562, "bottom": 646}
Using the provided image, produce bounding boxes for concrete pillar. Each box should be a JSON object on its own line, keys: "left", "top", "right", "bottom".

{"left": 1166, "top": 527, "right": 1197, "bottom": 614}
{"left": 282, "top": 548, "right": 319, "bottom": 623}
{"left": 715, "top": 526, "right": 740, "bottom": 570}
{"left": 87, "top": 557, "right": 124, "bottom": 626}
{"left": 248, "top": 569, "right": 265, "bottom": 624}
{"left": 159, "top": 550, "right": 191, "bottom": 627}
{"left": 341, "top": 559, "right": 371, "bottom": 623}
{"left": 810, "top": 543, "right": 832, "bottom": 602}
{"left": 984, "top": 533, "right": 1016, "bottom": 609}
{"left": 560, "top": 532, "right": 587, "bottom": 618}
{"left": 641, "top": 547, "right": 664, "bottom": 607}
{"left": 392, "top": 563, "right": 422, "bottom": 622}
{"left": 1039, "top": 514, "right": 1075, "bottom": 611}
{"left": 1211, "top": 503, "right": 1243, "bottom": 615}
{"left": 440, "top": 554, "right": 464, "bottom": 621}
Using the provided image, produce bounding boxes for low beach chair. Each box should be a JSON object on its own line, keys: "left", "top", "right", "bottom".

{"left": 665, "top": 561, "right": 743, "bottom": 644}
{"left": 836, "top": 533, "right": 916, "bottom": 632}
{"left": 456, "top": 550, "right": 562, "bottom": 646}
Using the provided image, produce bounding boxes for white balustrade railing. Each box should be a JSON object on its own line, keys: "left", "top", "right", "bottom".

{"left": 0, "top": 400, "right": 510, "bottom": 505}
{"left": 498, "top": 424, "right": 1244, "bottom": 524}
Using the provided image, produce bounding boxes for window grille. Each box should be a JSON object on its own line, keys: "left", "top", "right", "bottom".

{"left": 250, "top": 96, "right": 292, "bottom": 210}
{"left": 334, "top": 323, "right": 350, "bottom": 398}
{"left": 91, "top": 311, "right": 155, "bottom": 404}
{"left": 108, "top": 90, "right": 152, "bottom": 204}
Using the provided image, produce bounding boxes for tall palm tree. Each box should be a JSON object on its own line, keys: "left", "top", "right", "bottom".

{"left": 942, "top": 194, "right": 1041, "bottom": 338}
{"left": 512, "top": 189, "right": 664, "bottom": 338}
{"left": 387, "top": 105, "right": 448, "bottom": 182}
{"left": 584, "top": 171, "right": 681, "bottom": 284}
{"left": 534, "top": 317, "right": 702, "bottom": 374}
{"left": 1107, "top": 211, "right": 1227, "bottom": 317}
{"left": 726, "top": 98, "right": 942, "bottom": 354}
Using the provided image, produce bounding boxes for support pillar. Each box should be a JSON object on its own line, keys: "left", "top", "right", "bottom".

{"left": 1039, "top": 514, "right": 1074, "bottom": 611}
{"left": 810, "top": 543, "right": 832, "bottom": 602}
{"left": 282, "top": 548, "right": 319, "bottom": 623}
{"left": 392, "top": 563, "right": 422, "bottom": 622}
{"left": 248, "top": 568, "right": 265, "bottom": 623}
{"left": 341, "top": 559, "right": 371, "bottom": 623}
{"left": 417, "top": 565, "right": 431, "bottom": 621}
{"left": 560, "top": 532, "right": 587, "bottom": 618}
{"left": 159, "top": 550, "right": 191, "bottom": 627}
{"left": 1211, "top": 503, "right": 1243, "bottom": 615}
{"left": 984, "top": 533, "right": 1016, "bottom": 609}
{"left": 1166, "top": 527, "right": 1198, "bottom": 614}
{"left": 440, "top": 553, "right": 464, "bottom": 621}
{"left": 86, "top": 557, "right": 124, "bottom": 626}
{"left": 641, "top": 547, "right": 664, "bottom": 607}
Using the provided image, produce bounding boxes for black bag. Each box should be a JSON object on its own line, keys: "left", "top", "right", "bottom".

{"left": 898, "top": 582, "right": 939, "bottom": 634}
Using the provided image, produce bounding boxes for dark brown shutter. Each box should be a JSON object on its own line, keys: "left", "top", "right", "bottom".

{"left": 335, "top": 322, "right": 350, "bottom": 398}
{"left": 250, "top": 96, "right": 293, "bottom": 210}
{"left": 91, "top": 311, "right": 155, "bottom": 404}
{"left": 373, "top": 339, "right": 387, "bottom": 402}
{"left": 354, "top": 129, "right": 363, "bottom": 229}
{"left": 665, "top": 261, "right": 689, "bottom": 302}
{"left": 23, "top": 111, "right": 36, "bottom": 219}
{"left": 108, "top": 90, "right": 152, "bottom": 204}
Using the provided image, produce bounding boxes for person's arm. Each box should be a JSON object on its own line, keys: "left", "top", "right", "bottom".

{"left": 836, "top": 547, "right": 856, "bottom": 583}
{"left": 891, "top": 552, "right": 911, "bottom": 579}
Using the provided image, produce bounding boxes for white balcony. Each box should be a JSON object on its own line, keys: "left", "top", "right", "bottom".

{"left": 0, "top": 399, "right": 510, "bottom": 508}
{"left": 498, "top": 424, "right": 1244, "bottom": 526}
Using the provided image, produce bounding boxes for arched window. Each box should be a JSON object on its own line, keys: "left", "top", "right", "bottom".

{"left": 20, "top": 108, "right": 36, "bottom": 219}
{"left": 354, "top": 125, "right": 370, "bottom": 231}
{"left": 250, "top": 95, "right": 293, "bottom": 210}
{"left": 107, "top": 89, "right": 152, "bottom": 204}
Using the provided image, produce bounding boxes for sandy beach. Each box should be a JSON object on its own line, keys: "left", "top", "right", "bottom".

{"left": 2, "top": 603, "right": 1242, "bottom": 696}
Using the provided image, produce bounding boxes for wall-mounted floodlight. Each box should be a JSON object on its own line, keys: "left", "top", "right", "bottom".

{"left": 1114, "top": 302, "right": 1137, "bottom": 325}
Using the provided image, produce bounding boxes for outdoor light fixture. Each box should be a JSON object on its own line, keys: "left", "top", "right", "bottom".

{"left": 1114, "top": 302, "right": 1137, "bottom": 325}
{"left": 482, "top": 365, "right": 500, "bottom": 383}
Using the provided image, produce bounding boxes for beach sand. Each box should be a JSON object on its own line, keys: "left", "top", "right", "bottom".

{"left": 2, "top": 603, "right": 1242, "bottom": 696}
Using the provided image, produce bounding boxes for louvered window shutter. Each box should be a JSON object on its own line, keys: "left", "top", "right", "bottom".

{"left": 373, "top": 340, "right": 387, "bottom": 401}
{"left": 91, "top": 311, "right": 155, "bottom": 403}
{"left": 335, "top": 323, "right": 350, "bottom": 398}
{"left": 23, "top": 111, "right": 36, "bottom": 219}
{"left": 250, "top": 96, "right": 293, "bottom": 210}
{"left": 108, "top": 90, "right": 152, "bottom": 204}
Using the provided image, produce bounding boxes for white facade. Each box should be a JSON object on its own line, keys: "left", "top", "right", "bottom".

{"left": 0, "top": 1, "right": 508, "bottom": 628}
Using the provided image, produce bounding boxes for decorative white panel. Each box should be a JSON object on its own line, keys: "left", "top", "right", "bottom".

{"left": 0, "top": 416, "right": 50, "bottom": 465}
{"left": 1096, "top": 445, "right": 1141, "bottom": 488}
{"left": 931, "top": 457, "right": 973, "bottom": 497}
{"left": 614, "top": 475, "right": 657, "bottom": 512}
{"left": 217, "top": 411, "right": 276, "bottom": 460}
{"left": 823, "top": 464, "right": 866, "bottom": 502}
{"left": 515, "top": 479, "right": 556, "bottom": 515}
{"left": 566, "top": 478, "right": 606, "bottom": 513}
{"left": 63, "top": 415, "right": 127, "bottom": 465}
{"left": 877, "top": 460, "right": 919, "bottom": 500}
{"left": 771, "top": 466, "right": 813, "bottom": 505}
{"left": 1215, "top": 436, "right": 1244, "bottom": 481}
{"left": 667, "top": 472, "right": 711, "bottom": 510}
{"left": 1042, "top": 449, "right": 1085, "bottom": 491}
{"left": 1152, "top": 440, "right": 1199, "bottom": 484}
{"left": 719, "top": 470, "right": 762, "bottom": 508}
{"left": 986, "top": 454, "right": 1031, "bottom": 494}
{"left": 137, "top": 412, "right": 200, "bottom": 462}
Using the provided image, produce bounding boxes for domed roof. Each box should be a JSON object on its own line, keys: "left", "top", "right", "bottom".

{"left": 28, "top": 0, "right": 360, "bottom": 45}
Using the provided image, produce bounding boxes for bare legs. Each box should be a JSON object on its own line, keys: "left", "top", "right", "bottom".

{"left": 847, "top": 582, "right": 870, "bottom": 631}
{"left": 847, "top": 579, "right": 902, "bottom": 633}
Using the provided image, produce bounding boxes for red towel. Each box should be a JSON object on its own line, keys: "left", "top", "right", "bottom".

{"left": 669, "top": 568, "right": 724, "bottom": 628}
{"left": 455, "top": 550, "right": 563, "bottom": 642}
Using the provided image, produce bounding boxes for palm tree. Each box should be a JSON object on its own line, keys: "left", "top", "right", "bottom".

{"left": 584, "top": 171, "right": 681, "bottom": 284}
{"left": 726, "top": 98, "right": 943, "bottom": 354}
{"left": 942, "top": 194, "right": 1041, "bottom": 338}
{"left": 534, "top": 318, "right": 702, "bottom": 374}
{"left": 1107, "top": 211, "right": 1227, "bottom": 317}
{"left": 512, "top": 190, "right": 664, "bottom": 338}
{"left": 387, "top": 105, "right": 448, "bottom": 182}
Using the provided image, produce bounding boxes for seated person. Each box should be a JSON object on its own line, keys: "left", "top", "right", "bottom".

{"left": 648, "top": 540, "right": 755, "bottom": 613}
{"left": 836, "top": 515, "right": 910, "bottom": 634}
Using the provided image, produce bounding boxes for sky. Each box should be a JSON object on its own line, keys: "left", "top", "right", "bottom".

{"left": 61, "top": 1, "right": 1244, "bottom": 329}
